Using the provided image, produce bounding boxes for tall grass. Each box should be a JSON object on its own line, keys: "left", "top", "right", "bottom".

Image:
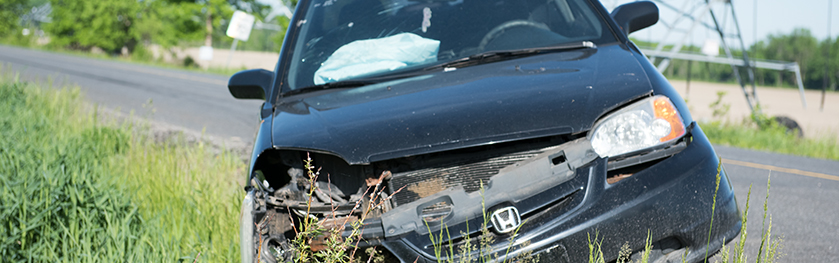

{"left": 701, "top": 121, "right": 839, "bottom": 161}
{"left": 715, "top": 175, "right": 782, "bottom": 263}
{"left": 0, "top": 72, "right": 244, "bottom": 261}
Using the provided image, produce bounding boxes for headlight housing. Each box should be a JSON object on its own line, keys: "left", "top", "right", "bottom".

{"left": 589, "top": 95, "right": 686, "bottom": 158}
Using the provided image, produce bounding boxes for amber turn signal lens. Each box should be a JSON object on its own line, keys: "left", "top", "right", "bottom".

{"left": 653, "top": 97, "right": 685, "bottom": 142}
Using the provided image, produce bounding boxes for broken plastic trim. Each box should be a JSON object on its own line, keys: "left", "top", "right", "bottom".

{"left": 381, "top": 137, "right": 597, "bottom": 238}
{"left": 605, "top": 123, "right": 694, "bottom": 171}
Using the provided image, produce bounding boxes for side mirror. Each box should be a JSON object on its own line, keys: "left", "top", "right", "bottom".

{"left": 228, "top": 69, "right": 273, "bottom": 100}
{"left": 610, "top": 1, "right": 659, "bottom": 35}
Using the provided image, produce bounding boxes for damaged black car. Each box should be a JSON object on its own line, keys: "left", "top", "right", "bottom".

{"left": 227, "top": 0, "right": 741, "bottom": 262}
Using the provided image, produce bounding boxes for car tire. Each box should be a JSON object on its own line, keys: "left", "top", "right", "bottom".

{"left": 772, "top": 115, "right": 803, "bottom": 138}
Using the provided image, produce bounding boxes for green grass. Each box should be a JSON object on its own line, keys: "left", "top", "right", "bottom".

{"left": 0, "top": 71, "right": 245, "bottom": 261}
{"left": 697, "top": 91, "right": 839, "bottom": 161}
{"left": 700, "top": 121, "right": 839, "bottom": 161}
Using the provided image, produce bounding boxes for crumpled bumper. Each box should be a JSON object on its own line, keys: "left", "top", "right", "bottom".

{"left": 378, "top": 124, "right": 741, "bottom": 263}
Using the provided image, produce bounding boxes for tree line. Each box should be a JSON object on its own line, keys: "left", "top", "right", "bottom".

{"left": 1, "top": 0, "right": 298, "bottom": 56}
{"left": 639, "top": 28, "right": 839, "bottom": 90}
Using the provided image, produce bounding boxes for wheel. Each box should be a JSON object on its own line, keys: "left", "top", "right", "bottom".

{"left": 478, "top": 20, "right": 550, "bottom": 52}
{"left": 772, "top": 115, "right": 804, "bottom": 138}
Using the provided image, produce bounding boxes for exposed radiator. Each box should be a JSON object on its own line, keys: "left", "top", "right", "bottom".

{"left": 389, "top": 149, "right": 543, "bottom": 206}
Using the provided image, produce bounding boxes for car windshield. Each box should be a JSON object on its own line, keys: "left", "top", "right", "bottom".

{"left": 283, "top": 0, "right": 617, "bottom": 91}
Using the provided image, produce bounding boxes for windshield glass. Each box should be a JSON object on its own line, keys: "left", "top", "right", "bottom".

{"left": 284, "top": 0, "right": 616, "bottom": 91}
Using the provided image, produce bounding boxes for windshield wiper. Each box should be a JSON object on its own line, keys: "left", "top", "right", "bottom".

{"left": 285, "top": 41, "right": 595, "bottom": 96}
{"left": 427, "top": 41, "right": 596, "bottom": 70}
{"left": 283, "top": 79, "right": 379, "bottom": 96}
{"left": 284, "top": 66, "right": 443, "bottom": 96}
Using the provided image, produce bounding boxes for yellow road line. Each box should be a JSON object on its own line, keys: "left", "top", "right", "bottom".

{"left": 722, "top": 159, "right": 839, "bottom": 182}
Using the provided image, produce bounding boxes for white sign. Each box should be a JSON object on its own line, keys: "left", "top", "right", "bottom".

{"left": 701, "top": 39, "right": 720, "bottom": 57}
{"left": 226, "top": 11, "right": 255, "bottom": 41}
{"left": 198, "top": 46, "right": 214, "bottom": 61}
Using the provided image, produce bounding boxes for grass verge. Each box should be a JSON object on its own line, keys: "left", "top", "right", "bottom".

{"left": 0, "top": 72, "right": 244, "bottom": 261}
{"left": 698, "top": 92, "right": 839, "bottom": 161}
{"left": 700, "top": 121, "right": 839, "bottom": 161}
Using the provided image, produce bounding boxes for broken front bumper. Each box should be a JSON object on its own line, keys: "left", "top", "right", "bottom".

{"left": 239, "top": 123, "right": 741, "bottom": 263}
{"left": 372, "top": 124, "right": 740, "bottom": 263}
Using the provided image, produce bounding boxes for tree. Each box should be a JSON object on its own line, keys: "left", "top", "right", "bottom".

{"left": 760, "top": 28, "right": 819, "bottom": 87}
{"left": 159, "top": 0, "right": 269, "bottom": 47}
{"left": 44, "top": 0, "right": 268, "bottom": 54}
{"left": 0, "top": 0, "right": 29, "bottom": 36}
{"left": 45, "top": 0, "right": 145, "bottom": 52}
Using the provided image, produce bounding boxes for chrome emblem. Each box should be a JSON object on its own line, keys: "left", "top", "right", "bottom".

{"left": 490, "top": 206, "right": 521, "bottom": 234}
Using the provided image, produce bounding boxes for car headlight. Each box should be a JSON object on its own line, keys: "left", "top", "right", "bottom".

{"left": 589, "top": 95, "right": 686, "bottom": 158}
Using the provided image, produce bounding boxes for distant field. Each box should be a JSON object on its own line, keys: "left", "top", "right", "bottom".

{"left": 672, "top": 80, "right": 839, "bottom": 140}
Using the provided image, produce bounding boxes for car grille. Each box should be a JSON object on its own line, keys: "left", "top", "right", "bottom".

{"left": 389, "top": 149, "right": 543, "bottom": 206}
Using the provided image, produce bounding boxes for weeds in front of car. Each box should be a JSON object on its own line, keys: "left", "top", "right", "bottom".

{"left": 422, "top": 182, "right": 538, "bottom": 263}
{"left": 715, "top": 174, "right": 782, "bottom": 263}
{"left": 586, "top": 160, "right": 782, "bottom": 263}
{"left": 285, "top": 160, "right": 540, "bottom": 263}
{"left": 281, "top": 153, "right": 404, "bottom": 263}
{"left": 0, "top": 71, "right": 244, "bottom": 261}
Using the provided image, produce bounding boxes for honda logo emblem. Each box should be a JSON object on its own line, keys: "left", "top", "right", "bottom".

{"left": 490, "top": 206, "right": 521, "bottom": 234}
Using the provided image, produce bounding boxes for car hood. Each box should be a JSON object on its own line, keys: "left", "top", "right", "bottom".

{"left": 271, "top": 44, "right": 653, "bottom": 164}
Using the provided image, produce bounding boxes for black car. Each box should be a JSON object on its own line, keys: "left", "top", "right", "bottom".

{"left": 228, "top": 0, "right": 741, "bottom": 262}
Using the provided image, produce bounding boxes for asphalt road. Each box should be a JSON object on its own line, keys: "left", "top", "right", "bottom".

{"left": 0, "top": 45, "right": 263, "bottom": 148}
{"left": 2, "top": 45, "right": 837, "bottom": 262}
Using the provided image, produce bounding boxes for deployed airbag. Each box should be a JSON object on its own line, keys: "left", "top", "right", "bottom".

{"left": 314, "top": 33, "right": 440, "bottom": 84}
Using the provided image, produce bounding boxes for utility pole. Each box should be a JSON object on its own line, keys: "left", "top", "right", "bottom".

{"left": 823, "top": 0, "right": 832, "bottom": 112}
{"left": 753, "top": 0, "right": 758, "bottom": 88}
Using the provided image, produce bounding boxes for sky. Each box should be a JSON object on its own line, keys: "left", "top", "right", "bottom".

{"left": 606, "top": 0, "right": 839, "bottom": 47}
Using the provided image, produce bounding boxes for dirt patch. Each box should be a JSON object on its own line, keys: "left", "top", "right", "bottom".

{"left": 672, "top": 80, "right": 839, "bottom": 139}
{"left": 408, "top": 177, "right": 446, "bottom": 199}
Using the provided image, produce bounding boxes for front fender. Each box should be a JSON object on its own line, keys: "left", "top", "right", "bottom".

{"left": 247, "top": 102, "right": 275, "bottom": 188}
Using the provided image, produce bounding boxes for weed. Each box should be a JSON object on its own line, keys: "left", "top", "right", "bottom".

{"left": 278, "top": 153, "right": 406, "bottom": 263}
{"left": 704, "top": 159, "right": 724, "bottom": 262}
{"left": 709, "top": 91, "right": 731, "bottom": 119}
{"left": 715, "top": 172, "right": 782, "bottom": 263}
{"left": 422, "top": 182, "right": 537, "bottom": 263}
{"left": 588, "top": 232, "right": 605, "bottom": 263}
{"left": 586, "top": 158, "right": 782, "bottom": 263}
